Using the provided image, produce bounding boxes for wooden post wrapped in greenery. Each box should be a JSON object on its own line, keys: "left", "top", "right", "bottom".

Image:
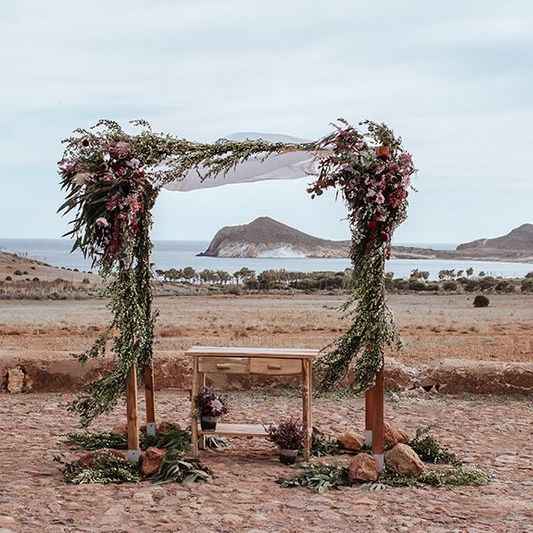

{"left": 58, "top": 118, "right": 414, "bottom": 433}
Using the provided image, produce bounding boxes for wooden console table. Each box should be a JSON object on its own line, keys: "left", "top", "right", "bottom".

{"left": 187, "top": 346, "right": 318, "bottom": 460}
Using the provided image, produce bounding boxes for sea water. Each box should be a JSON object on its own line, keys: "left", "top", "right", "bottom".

{"left": 1, "top": 239, "right": 531, "bottom": 280}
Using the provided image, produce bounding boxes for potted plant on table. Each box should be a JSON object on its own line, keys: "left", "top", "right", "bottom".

{"left": 266, "top": 418, "right": 304, "bottom": 465}
{"left": 196, "top": 387, "right": 228, "bottom": 431}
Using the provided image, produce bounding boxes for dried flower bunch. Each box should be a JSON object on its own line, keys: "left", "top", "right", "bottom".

{"left": 196, "top": 387, "right": 229, "bottom": 418}
{"left": 266, "top": 418, "right": 305, "bottom": 450}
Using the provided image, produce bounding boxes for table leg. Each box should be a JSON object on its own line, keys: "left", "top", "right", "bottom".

{"left": 191, "top": 357, "right": 200, "bottom": 459}
{"left": 302, "top": 359, "right": 312, "bottom": 461}
{"left": 199, "top": 372, "right": 206, "bottom": 450}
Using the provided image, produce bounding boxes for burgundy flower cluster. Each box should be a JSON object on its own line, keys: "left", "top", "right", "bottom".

{"left": 308, "top": 122, "right": 415, "bottom": 258}
{"left": 58, "top": 140, "right": 154, "bottom": 265}
{"left": 196, "top": 387, "right": 229, "bottom": 417}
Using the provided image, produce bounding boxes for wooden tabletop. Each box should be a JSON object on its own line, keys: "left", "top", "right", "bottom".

{"left": 186, "top": 346, "right": 319, "bottom": 359}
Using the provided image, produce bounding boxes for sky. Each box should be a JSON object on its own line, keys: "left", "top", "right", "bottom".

{"left": 1, "top": 0, "right": 532, "bottom": 245}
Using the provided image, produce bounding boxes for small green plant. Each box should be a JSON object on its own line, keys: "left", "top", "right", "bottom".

{"left": 408, "top": 427, "right": 460, "bottom": 465}
{"left": 311, "top": 428, "right": 342, "bottom": 457}
{"left": 278, "top": 463, "right": 350, "bottom": 493}
{"left": 65, "top": 431, "right": 128, "bottom": 450}
{"left": 150, "top": 448, "right": 211, "bottom": 484}
{"left": 380, "top": 465, "right": 489, "bottom": 488}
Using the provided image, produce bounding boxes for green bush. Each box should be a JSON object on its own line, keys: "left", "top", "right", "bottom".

{"left": 442, "top": 280, "right": 458, "bottom": 291}
{"left": 521, "top": 279, "right": 533, "bottom": 293}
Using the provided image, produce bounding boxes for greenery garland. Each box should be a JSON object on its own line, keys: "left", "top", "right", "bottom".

{"left": 58, "top": 118, "right": 414, "bottom": 425}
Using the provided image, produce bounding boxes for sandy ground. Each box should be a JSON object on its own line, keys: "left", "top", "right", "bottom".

{"left": 0, "top": 390, "right": 532, "bottom": 532}
{"left": 1, "top": 293, "right": 532, "bottom": 364}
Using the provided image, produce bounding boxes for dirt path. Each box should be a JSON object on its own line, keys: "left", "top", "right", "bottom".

{"left": 0, "top": 390, "right": 532, "bottom": 532}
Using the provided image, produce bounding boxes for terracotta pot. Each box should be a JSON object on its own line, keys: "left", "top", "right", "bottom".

{"left": 200, "top": 416, "right": 218, "bottom": 431}
{"left": 376, "top": 146, "right": 391, "bottom": 159}
{"left": 279, "top": 449, "right": 298, "bottom": 465}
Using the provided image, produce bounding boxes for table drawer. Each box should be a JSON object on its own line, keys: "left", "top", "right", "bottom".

{"left": 198, "top": 357, "right": 250, "bottom": 374}
{"left": 250, "top": 358, "right": 302, "bottom": 375}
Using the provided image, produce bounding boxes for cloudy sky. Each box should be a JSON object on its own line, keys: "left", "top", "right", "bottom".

{"left": 1, "top": 0, "right": 532, "bottom": 244}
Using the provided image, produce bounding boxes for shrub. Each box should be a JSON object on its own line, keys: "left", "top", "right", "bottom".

{"left": 82, "top": 278, "right": 91, "bottom": 284}
{"left": 408, "top": 279, "right": 426, "bottom": 291}
{"left": 32, "top": 277, "right": 40, "bottom": 282}
{"left": 521, "top": 279, "right": 533, "bottom": 293}
{"left": 442, "top": 280, "right": 458, "bottom": 292}
{"left": 462, "top": 279, "right": 479, "bottom": 292}
{"left": 479, "top": 277, "right": 496, "bottom": 291}
{"left": 266, "top": 418, "right": 304, "bottom": 450}
{"left": 495, "top": 280, "right": 514, "bottom": 293}
{"left": 14, "top": 270, "right": 22, "bottom": 276}
{"left": 526, "top": 272, "right": 533, "bottom": 278}
{"left": 5, "top": 276, "right": 12, "bottom": 281}
{"left": 473, "top": 295, "right": 490, "bottom": 308}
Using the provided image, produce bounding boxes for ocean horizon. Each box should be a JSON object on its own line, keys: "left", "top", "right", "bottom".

{"left": 1, "top": 238, "right": 532, "bottom": 280}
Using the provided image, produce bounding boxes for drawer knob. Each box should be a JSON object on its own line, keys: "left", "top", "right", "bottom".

{"left": 267, "top": 364, "right": 282, "bottom": 370}
{"left": 216, "top": 364, "right": 231, "bottom": 370}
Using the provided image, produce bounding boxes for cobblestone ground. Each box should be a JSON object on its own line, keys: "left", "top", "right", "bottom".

{"left": 1, "top": 390, "right": 532, "bottom": 532}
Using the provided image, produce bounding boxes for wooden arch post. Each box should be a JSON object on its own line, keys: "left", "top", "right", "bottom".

{"left": 365, "top": 367, "right": 385, "bottom": 472}
{"left": 126, "top": 365, "right": 140, "bottom": 462}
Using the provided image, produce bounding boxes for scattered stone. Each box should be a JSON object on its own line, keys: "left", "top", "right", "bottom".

{"left": 384, "top": 422, "right": 409, "bottom": 448}
{"left": 385, "top": 443, "right": 425, "bottom": 476}
{"left": 348, "top": 453, "right": 378, "bottom": 482}
{"left": 141, "top": 447, "right": 166, "bottom": 476}
{"left": 337, "top": 432, "right": 364, "bottom": 451}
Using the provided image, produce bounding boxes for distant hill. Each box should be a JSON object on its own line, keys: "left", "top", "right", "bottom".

{"left": 199, "top": 217, "right": 446, "bottom": 259}
{"left": 199, "top": 217, "right": 350, "bottom": 258}
{"left": 200, "top": 218, "right": 533, "bottom": 262}
{"left": 457, "top": 224, "right": 533, "bottom": 253}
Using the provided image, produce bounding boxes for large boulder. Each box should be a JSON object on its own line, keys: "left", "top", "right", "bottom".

{"left": 384, "top": 422, "right": 409, "bottom": 448}
{"left": 385, "top": 443, "right": 425, "bottom": 476}
{"left": 337, "top": 432, "right": 364, "bottom": 451}
{"left": 348, "top": 453, "right": 378, "bottom": 482}
{"left": 141, "top": 447, "right": 166, "bottom": 477}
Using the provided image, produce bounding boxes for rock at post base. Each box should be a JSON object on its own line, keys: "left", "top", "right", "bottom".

{"left": 348, "top": 453, "right": 379, "bottom": 482}
{"left": 385, "top": 443, "right": 425, "bottom": 476}
{"left": 384, "top": 422, "right": 409, "bottom": 448}
{"left": 337, "top": 432, "right": 364, "bottom": 451}
{"left": 141, "top": 447, "right": 166, "bottom": 476}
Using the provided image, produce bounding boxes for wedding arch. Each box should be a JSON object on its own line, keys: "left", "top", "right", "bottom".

{"left": 58, "top": 118, "right": 415, "bottom": 468}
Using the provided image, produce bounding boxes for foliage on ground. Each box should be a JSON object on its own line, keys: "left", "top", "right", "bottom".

{"left": 56, "top": 451, "right": 141, "bottom": 485}
{"left": 150, "top": 448, "right": 211, "bottom": 485}
{"left": 278, "top": 461, "right": 489, "bottom": 493}
{"left": 408, "top": 426, "right": 461, "bottom": 465}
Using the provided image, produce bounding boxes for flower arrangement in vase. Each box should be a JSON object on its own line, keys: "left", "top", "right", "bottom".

{"left": 196, "top": 387, "right": 228, "bottom": 431}
{"left": 266, "top": 418, "right": 304, "bottom": 465}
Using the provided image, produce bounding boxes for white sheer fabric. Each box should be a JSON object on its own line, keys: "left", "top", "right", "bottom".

{"left": 163, "top": 133, "right": 318, "bottom": 192}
